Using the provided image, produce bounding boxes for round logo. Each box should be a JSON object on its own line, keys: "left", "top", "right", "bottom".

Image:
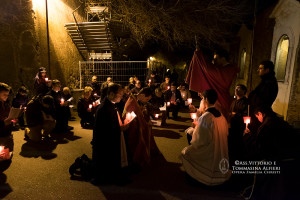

{"left": 219, "top": 158, "right": 230, "bottom": 174}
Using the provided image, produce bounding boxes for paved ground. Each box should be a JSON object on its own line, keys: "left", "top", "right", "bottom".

{"left": 0, "top": 104, "right": 244, "bottom": 200}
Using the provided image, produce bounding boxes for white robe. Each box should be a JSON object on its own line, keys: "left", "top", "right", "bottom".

{"left": 181, "top": 111, "right": 231, "bottom": 186}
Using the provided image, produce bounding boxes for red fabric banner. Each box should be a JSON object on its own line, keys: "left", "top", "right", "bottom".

{"left": 186, "top": 50, "right": 239, "bottom": 117}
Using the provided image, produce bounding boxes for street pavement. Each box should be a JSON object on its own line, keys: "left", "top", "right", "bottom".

{"left": 0, "top": 105, "right": 243, "bottom": 200}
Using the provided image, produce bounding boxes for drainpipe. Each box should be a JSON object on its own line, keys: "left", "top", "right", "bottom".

{"left": 45, "top": 0, "right": 51, "bottom": 78}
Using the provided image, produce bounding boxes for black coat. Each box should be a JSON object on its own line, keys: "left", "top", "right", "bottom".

{"left": 0, "top": 101, "right": 12, "bottom": 137}
{"left": 92, "top": 98, "right": 122, "bottom": 178}
{"left": 12, "top": 93, "right": 29, "bottom": 108}
{"left": 248, "top": 72, "right": 278, "bottom": 112}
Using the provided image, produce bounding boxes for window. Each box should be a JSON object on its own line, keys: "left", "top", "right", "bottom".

{"left": 238, "top": 49, "right": 246, "bottom": 79}
{"left": 275, "top": 35, "right": 289, "bottom": 82}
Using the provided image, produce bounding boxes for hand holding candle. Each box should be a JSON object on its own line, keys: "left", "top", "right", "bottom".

{"left": 167, "top": 102, "right": 170, "bottom": 107}
{"left": 187, "top": 98, "right": 192, "bottom": 105}
{"left": 45, "top": 78, "right": 48, "bottom": 82}
{"left": 191, "top": 113, "right": 197, "bottom": 121}
{"left": 155, "top": 113, "right": 159, "bottom": 119}
{"left": 60, "top": 98, "right": 64, "bottom": 105}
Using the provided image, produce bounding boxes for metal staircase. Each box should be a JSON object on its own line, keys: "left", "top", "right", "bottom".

{"left": 64, "top": 0, "right": 113, "bottom": 60}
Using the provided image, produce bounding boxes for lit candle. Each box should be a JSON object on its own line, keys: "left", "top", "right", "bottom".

{"left": 94, "top": 93, "right": 97, "bottom": 96}
{"left": 149, "top": 79, "right": 151, "bottom": 83}
{"left": 126, "top": 112, "right": 132, "bottom": 121}
{"left": 61, "top": 98, "right": 64, "bottom": 104}
{"left": 167, "top": 102, "right": 170, "bottom": 106}
{"left": 155, "top": 114, "right": 159, "bottom": 119}
{"left": 191, "top": 113, "right": 197, "bottom": 121}
{"left": 167, "top": 86, "right": 170, "bottom": 90}
{"left": 243, "top": 116, "right": 251, "bottom": 125}
{"left": 130, "top": 111, "right": 136, "bottom": 119}
{"left": 0, "top": 146, "right": 4, "bottom": 157}
{"left": 45, "top": 78, "right": 48, "bottom": 82}
{"left": 89, "top": 104, "right": 92, "bottom": 109}
{"left": 187, "top": 98, "right": 192, "bottom": 105}
{"left": 92, "top": 102, "right": 95, "bottom": 107}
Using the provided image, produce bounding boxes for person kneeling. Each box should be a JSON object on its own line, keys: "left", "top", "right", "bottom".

{"left": 181, "top": 89, "right": 231, "bottom": 186}
{"left": 25, "top": 95, "right": 56, "bottom": 142}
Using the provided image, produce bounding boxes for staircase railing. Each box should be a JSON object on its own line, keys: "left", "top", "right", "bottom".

{"left": 72, "top": 2, "right": 87, "bottom": 60}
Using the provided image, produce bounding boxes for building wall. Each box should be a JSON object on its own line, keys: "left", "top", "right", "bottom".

{"left": 235, "top": 24, "right": 253, "bottom": 89}
{"left": 0, "top": 0, "right": 85, "bottom": 96}
{"left": 287, "top": 40, "right": 300, "bottom": 124}
{"left": 269, "top": 0, "right": 300, "bottom": 121}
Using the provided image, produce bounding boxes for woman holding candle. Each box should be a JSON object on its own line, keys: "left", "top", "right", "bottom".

{"left": 33, "top": 67, "right": 51, "bottom": 95}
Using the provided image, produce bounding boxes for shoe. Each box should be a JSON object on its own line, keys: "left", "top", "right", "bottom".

{"left": 24, "top": 128, "right": 30, "bottom": 141}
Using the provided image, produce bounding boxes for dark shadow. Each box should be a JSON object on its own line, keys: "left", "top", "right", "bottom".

{"left": 0, "top": 160, "right": 12, "bottom": 173}
{"left": 51, "top": 131, "right": 81, "bottom": 144}
{"left": 97, "top": 155, "right": 241, "bottom": 200}
{"left": 19, "top": 140, "right": 58, "bottom": 160}
{"left": 0, "top": 173, "right": 12, "bottom": 199}
{"left": 152, "top": 129, "right": 182, "bottom": 139}
{"left": 172, "top": 117, "right": 192, "bottom": 122}
{"left": 161, "top": 123, "right": 190, "bottom": 130}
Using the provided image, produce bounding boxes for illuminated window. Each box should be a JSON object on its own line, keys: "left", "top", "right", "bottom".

{"left": 238, "top": 49, "right": 246, "bottom": 79}
{"left": 275, "top": 35, "right": 289, "bottom": 82}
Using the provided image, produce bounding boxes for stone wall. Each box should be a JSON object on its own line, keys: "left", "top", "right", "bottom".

{"left": 0, "top": 0, "right": 85, "bottom": 98}
{"left": 287, "top": 39, "right": 300, "bottom": 124}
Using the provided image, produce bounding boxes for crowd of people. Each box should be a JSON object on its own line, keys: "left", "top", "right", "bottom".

{"left": 0, "top": 49, "right": 299, "bottom": 199}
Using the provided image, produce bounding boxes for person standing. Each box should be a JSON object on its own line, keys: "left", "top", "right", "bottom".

{"left": 34, "top": 67, "right": 51, "bottom": 95}
{"left": 248, "top": 60, "right": 278, "bottom": 134}
{"left": 87, "top": 76, "right": 101, "bottom": 98}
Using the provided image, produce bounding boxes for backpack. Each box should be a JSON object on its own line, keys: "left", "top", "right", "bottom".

{"left": 69, "top": 154, "right": 93, "bottom": 180}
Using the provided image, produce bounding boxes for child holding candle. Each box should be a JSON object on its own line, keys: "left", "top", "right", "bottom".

{"left": 33, "top": 67, "right": 51, "bottom": 95}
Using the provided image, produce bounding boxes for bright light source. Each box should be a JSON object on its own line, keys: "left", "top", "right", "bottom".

{"left": 149, "top": 57, "right": 154, "bottom": 61}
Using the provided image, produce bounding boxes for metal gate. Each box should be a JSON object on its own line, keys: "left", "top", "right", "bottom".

{"left": 79, "top": 61, "right": 150, "bottom": 88}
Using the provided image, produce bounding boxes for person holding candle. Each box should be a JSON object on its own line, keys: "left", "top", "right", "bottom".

{"left": 12, "top": 86, "right": 29, "bottom": 130}
{"left": 248, "top": 61, "right": 278, "bottom": 135}
{"left": 160, "top": 76, "right": 171, "bottom": 93}
{"left": 164, "top": 83, "right": 183, "bottom": 120}
{"left": 244, "top": 106, "right": 300, "bottom": 199}
{"left": 77, "top": 86, "right": 95, "bottom": 128}
{"left": 92, "top": 84, "right": 130, "bottom": 185}
{"left": 47, "top": 80, "right": 73, "bottom": 133}
{"left": 87, "top": 76, "right": 101, "bottom": 98}
{"left": 228, "top": 84, "right": 248, "bottom": 165}
{"left": 33, "top": 67, "right": 51, "bottom": 95}
{"left": 25, "top": 95, "right": 56, "bottom": 142}
{"left": 130, "top": 80, "right": 142, "bottom": 95}
{"left": 178, "top": 83, "right": 191, "bottom": 102}
{"left": 123, "top": 87, "right": 159, "bottom": 167}
{"left": 181, "top": 89, "right": 230, "bottom": 186}
{"left": 0, "top": 83, "right": 14, "bottom": 163}
{"left": 148, "top": 88, "right": 168, "bottom": 126}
